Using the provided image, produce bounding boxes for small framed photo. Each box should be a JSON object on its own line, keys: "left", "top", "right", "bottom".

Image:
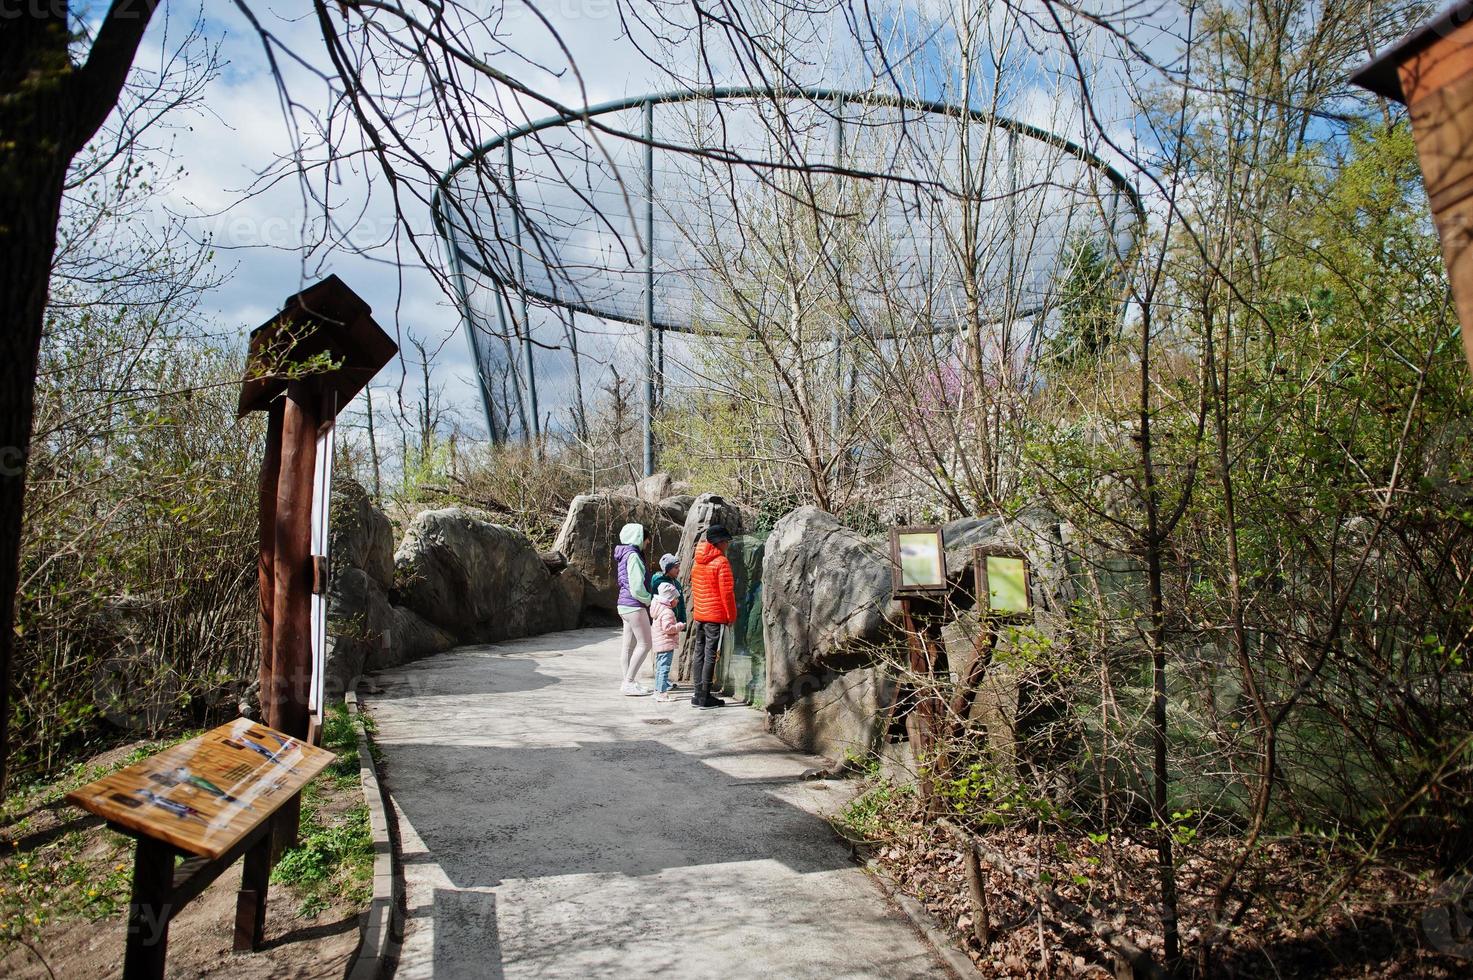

{"left": 891, "top": 526, "right": 948, "bottom": 593}
{"left": 973, "top": 547, "right": 1033, "bottom": 619}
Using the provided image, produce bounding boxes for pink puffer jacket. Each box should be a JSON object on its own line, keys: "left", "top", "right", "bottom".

{"left": 651, "top": 583, "right": 683, "bottom": 650}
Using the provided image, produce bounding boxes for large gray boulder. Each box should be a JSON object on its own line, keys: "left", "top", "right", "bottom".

{"left": 672, "top": 493, "right": 754, "bottom": 679}
{"left": 614, "top": 471, "right": 692, "bottom": 504}
{"left": 939, "top": 508, "right": 1076, "bottom": 628}
{"left": 761, "top": 506, "right": 897, "bottom": 709}
{"left": 325, "top": 567, "right": 454, "bottom": 699}
{"left": 552, "top": 493, "right": 682, "bottom": 618}
{"left": 769, "top": 667, "right": 897, "bottom": 761}
{"left": 330, "top": 477, "right": 395, "bottom": 590}
{"left": 673, "top": 493, "right": 749, "bottom": 583}
{"left": 379, "top": 605, "right": 456, "bottom": 668}
{"left": 660, "top": 494, "right": 695, "bottom": 527}
{"left": 395, "top": 507, "right": 581, "bottom": 642}
{"left": 761, "top": 506, "right": 1074, "bottom": 761}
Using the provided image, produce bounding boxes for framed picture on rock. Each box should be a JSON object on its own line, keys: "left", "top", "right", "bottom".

{"left": 890, "top": 526, "right": 948, "bottom": 594}
{"left": 973, "top": 546, "right": 1033, "bottom": 621}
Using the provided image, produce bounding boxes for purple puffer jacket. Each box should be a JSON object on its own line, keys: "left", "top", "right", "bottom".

{"left": 614, "top": 543, "right": 648, "bottom": 608}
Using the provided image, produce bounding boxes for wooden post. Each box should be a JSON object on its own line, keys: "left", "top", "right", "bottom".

{"left": 123, "top": 836, "right": 175, "bottom": 980}
{"left": 273, "top": 379, "right": 319, "bottom": 743}
{"left": 900, "top": 596, "right": 948, "bottom": 814}
{"left": 271, "top": 380, "right": 319, "bottom": 855}
{"left": 234, "top": 821, "right": 272, "bottom": 952}
{"left": 256, "top": 403, "right": 283, "bottom": 728}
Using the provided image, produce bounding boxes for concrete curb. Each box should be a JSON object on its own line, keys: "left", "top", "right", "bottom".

{"left": 864, "top": 858, "right": 978, "bottom": 978}
{"left": 345, "top": 691, "right": 402, "bottom": 980}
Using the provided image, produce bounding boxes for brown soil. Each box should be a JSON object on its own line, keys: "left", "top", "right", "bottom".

{"left": 853, "top": 795, "right": 1471, "bottom": 978}
{"left": 0, "top": 740, "right": 366, "bottom": 979}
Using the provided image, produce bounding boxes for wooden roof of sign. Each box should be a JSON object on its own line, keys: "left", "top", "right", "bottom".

{"left": 1350, "top": 0, "right": 1473, "bottom": 103}
{"left": 237, "top": 274, "right": 398, "bottom": 424}
{"left": 66, "top": 719, "right": 336, "bottom": 859}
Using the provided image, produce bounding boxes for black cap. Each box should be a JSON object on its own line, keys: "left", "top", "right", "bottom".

{"left": 705, "top": 524, "right": 732, "bottom": 544}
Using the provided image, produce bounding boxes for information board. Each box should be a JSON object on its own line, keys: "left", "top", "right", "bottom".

{"left": 67, "top": 718, "right": 336, "bottom": 859}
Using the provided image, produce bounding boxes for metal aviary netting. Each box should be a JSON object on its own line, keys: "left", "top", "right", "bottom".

{"left": 432, "top": 86, "right": 1143, "bottom": 455}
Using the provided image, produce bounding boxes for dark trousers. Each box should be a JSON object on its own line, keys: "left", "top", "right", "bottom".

{"left": 692, "top": 621, "right": 723, "bottom": 700}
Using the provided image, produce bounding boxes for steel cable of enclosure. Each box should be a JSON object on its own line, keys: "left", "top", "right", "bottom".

{"left": 431, "top": 86, "right": 1145, "bottom": 461}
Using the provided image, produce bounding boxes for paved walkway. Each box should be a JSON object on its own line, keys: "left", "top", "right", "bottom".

{"left": 366, "top": 627, "right": 942, "bottom": 979}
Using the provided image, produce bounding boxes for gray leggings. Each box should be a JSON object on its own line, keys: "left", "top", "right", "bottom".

{"left": 618, "top": 607, "right": 652, "bottom": 683}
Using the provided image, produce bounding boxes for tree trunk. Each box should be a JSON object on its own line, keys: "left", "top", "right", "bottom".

{"left": 0, "top": 165, "right": 65, "bottom": 797}
{"left": 0, "top": 0, "right": 159, "bottom": 795}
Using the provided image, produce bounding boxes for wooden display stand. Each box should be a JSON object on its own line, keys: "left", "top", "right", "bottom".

{"left": 64, "top": 276, "right": 396, "bottom": 979}
{"left": 887, "top": 530, "right": 1037, "bottom": 817}
{"left": 66, "top": 719, "right": 336, "bottom": 979}
{"left": 238, "top": 276, "right": 396, "bottom": 852}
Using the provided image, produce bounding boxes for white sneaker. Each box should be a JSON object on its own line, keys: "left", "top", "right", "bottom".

{"left": 621, "top": 682, "right": 651, "bottom": 696}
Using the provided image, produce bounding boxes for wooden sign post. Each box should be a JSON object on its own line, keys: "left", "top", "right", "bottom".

{"left": 238, "top": 276, "right": 396, "bottom": 853}
{"left": 947, "top": 547, "right": 1035, "bottom": 752}
{"left": 67, "top": 719, "right": 336, "bottom": 979}
{"left": 889, "top": 526, "right": 951, "bottom": 813}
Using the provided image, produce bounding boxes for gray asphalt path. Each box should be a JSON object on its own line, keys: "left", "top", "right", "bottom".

{"left": 366, "top": 627, "right": 942, "bottom": 979}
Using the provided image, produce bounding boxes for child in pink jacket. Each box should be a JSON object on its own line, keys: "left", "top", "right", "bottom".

{"left": 651, "top": 581, "right": 684, "bottom": 701}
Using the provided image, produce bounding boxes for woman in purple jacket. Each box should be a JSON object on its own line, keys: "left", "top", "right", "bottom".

{"left": 614, "top": 523, "right": 654, "bottom": 695}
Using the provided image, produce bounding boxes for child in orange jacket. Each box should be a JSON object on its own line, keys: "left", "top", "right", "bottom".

{"left": 688, "top": 524, "right": 736, "bottom": 709}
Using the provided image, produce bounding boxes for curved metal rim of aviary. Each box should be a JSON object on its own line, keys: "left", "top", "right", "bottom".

{"left": 432, "top": 84, "right": 1146, "bottom": 335}
{"left": 431, "top": 85, "right": 1146, "bottom": 461}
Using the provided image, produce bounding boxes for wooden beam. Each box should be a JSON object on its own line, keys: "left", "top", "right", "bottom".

{"left": 123, "top": 836, "right": 175, "bottom": 980}
{"left": 272, "top": 379, "right": 319, "bottom": 742}
{"left": 271, "top": 380, "right": 319, "bottom": 852}
{"left": 257, "top": 403, "right": 283, "bottom": 727}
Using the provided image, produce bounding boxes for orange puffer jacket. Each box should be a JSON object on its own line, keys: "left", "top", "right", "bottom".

{"left": 690, "top": 540, "right": 737, "bottom": 624}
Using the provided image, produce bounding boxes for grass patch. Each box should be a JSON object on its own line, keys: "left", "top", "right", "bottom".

{"left": 832, "top": 761, "right": 914, "bottom": 846}
{"left": 269, "top": 703, "right": 373, "bottom": 917}
{"left": 0, "top": 731, "right": 198, "bottom": 946}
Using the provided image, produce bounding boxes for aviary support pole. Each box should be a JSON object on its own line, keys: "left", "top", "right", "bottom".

{"left": 643, "top": 98, "right": 657, "bottom": 477}
{"left": 493, "top": 286, "right": 531, "bottom": 439}
{"left": 507, "top": 139, "right": 540, "bottom": 444}
{"left": 446, "top": 234, "right": 500, "bottom": 442}
{"left": 829, "top": 95, "right": 846, "bottom": 450}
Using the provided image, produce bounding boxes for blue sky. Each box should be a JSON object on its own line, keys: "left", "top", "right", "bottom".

{"left": 90, "top": 1, "right": 1183, "bottom": 445}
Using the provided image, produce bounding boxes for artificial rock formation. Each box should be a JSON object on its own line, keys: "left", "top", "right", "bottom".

{"left": 615, "top": 471, "right": 692, "bottom": 505}
{"left": 325, "top": 480, "right": 458, "bottom": 700}
{"left": 330, "top": 477, "right": 395, "bottom": 590}
{"left": 552, "top": 492, "right": 682, "bottom": 619}
{"left": 325, "top": 565, "right": 454, "bottom": 698}
{"left": 325, "top": 485, "right": 585, "bottom": 699}
{"left": 760, "top": 505, "right": 1074, "bottom": 762}
{"left": 761, "top": 506, "right": 898, "bottom": 712}
{"left": 394, "top": 508, "right": 584, "bottom": 642}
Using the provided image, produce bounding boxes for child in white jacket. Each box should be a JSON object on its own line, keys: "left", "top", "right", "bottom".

{"left": 651, "top": 582, "right": 684, "bottom": 701}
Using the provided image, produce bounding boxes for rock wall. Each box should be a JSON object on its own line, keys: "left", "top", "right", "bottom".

{"left": 553, "top": 492, "right": 683, "bottom": 619}
{"left": 325, "top": 480, "right": 455, "bottom": 701}
{"left": 761, "top": 506, "right": 1075, "bottom": 763}
{"left": 325, "top": 482, "right": 585, "bottom": 699}
{"left": 394, "top": 509, "right": 583, "bottom": 642}
{"left": 761, "top": 506, "right": 898, "bottom": 711}
{"left": 326, "top": 478, "right": 700, "bottom": 698}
